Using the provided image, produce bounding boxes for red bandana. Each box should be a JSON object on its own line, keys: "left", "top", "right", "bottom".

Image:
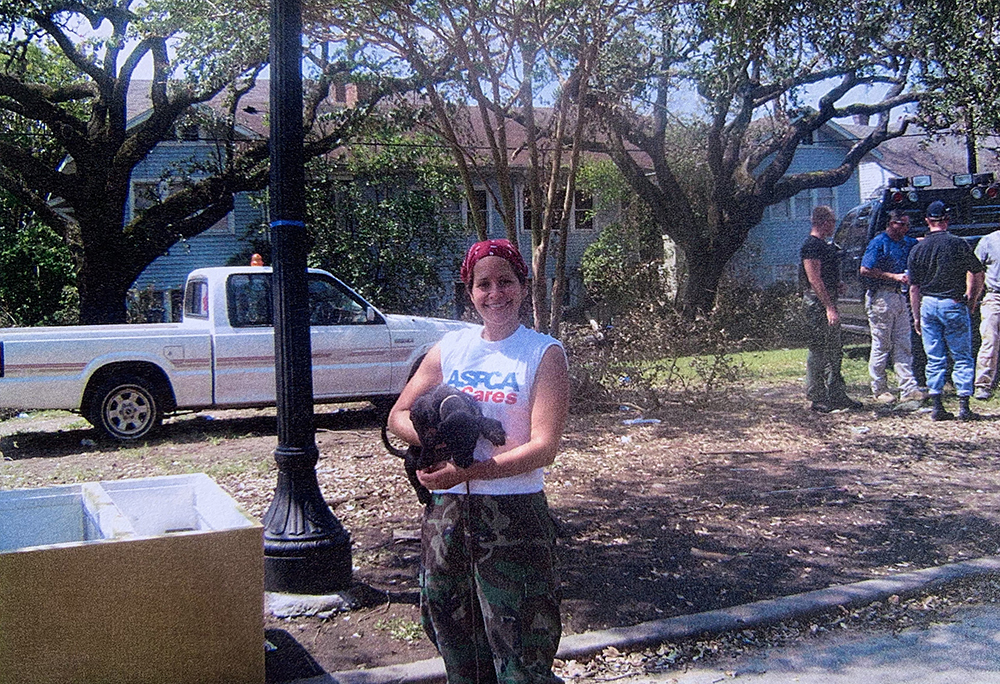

{"left": 460, "top": 239, "right": 529, "bottom": 286}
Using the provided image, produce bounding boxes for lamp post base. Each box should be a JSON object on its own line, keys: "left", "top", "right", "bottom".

{"left": 264, "top": 537, "right": 353, "bottom": 594}
{"left": 262, "top": 446, "right": 352, "bottom": 594}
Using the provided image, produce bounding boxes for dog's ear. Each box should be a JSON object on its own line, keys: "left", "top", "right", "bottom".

{"left": 438, "top": 392, "right": 474, "bottom": 422}
{"left": 410, "top": 392, "right": 440, "bottom": 447}
{"left": 430, "top": 384, "right": 461, "bottom": 412}
{"left": 479, "top": 417, "right": 506, "bottom": 446}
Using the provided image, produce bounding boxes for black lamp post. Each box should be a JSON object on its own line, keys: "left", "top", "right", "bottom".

{"left": 262, "top": 0, "right": 352, "bottom": 594}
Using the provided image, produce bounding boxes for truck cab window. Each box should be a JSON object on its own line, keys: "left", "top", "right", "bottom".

{"left": 184, "top": 279, "right": 209, "bottom": 318}
{"left": 227, "top": 274, "right": 272, "bottom": 327}
{"left": 308, "top": 277, "right": 370, "bottom": 326}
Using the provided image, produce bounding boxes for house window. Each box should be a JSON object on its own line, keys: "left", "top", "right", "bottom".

{"left": 441, "top": 196, "right": 462, "bottom": 228}
{"left": 816, "top": 186, "right": 835, "bottom": 214}
{"left": 132, "top": 179, "right": 232, "bottom": 234}
{"left": 521, "top": 186, "right": 534, "bottom": 233}
{"left": 520, "top": 187, "right": 594, "bottom": 231}
{"left": 769, "top": 198, "right": 790, "bottom": 219}
{"left": 574, "top": 190, "right": 594, "bottom": 231}
{"left": 468, "top": 189, "right": 489, "bottom": 232}
{"left": 794, "top": 192, "right": 812, "bottom": 220}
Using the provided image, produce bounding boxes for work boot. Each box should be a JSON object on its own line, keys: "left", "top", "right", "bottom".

{"left": 974, "top": 387, "right": 993, "bottom": 401}
{"left": 900, "top": 388, "right": 929, "bottom": 403}
{"left": 958, "top": 396, "right": 980, "bottom": 421}
{"left": 931, "top": 394, "right": 954, "bottom": 421}
{"left": 830, "top": 395, "right": 863, "bottom": 410}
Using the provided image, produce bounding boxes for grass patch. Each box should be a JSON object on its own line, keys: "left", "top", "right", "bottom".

{"left": 375, "top": 617, "right": 424, "bottom": 643}
{"left": 597, "top": 344, "right": 872, "bottom": 405}
{"left": 713, "top": 344, "right": 870, "bottom": 395}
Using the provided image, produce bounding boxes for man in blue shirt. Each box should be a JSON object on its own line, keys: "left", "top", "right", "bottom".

{"left": 908, "top": 200, "right": 986, "bottom": 421}
{"left": 860, "top": 209, "right": 925, "bottom": 404}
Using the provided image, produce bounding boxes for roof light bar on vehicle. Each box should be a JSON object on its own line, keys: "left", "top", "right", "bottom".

{"left": 911, "top": 175, "right": 932, "bottom": 188}
{"left": 887, "top": 177, "right": 908, "bottom": 189}
{"left": 954, "top": 174, "right": 974, "bottom": 187}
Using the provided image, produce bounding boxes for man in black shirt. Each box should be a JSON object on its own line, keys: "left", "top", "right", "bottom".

{"left": 908, "top": 200, "right": 985, "bottom": 420}
{"left": 800, "top": 205, "right": 863, "bottom": 413}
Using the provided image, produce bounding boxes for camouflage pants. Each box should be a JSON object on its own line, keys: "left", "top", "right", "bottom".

{"left": 420, "top": 492, "right": 563, "bottom": 684}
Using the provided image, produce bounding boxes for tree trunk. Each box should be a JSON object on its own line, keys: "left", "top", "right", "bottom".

{"left": 682, "top": 248, "right": 728, "bottom": 316}
{"left": 531, "top": 241, "right": 550, "bottom": 334}
{"left": 74, "top": 201, "right": 143, "bottom": 324}
{"left": 77, "top": 261, "right": 137, "bottom": 324}
{"left": 676, "top": 215, "right": 754, "bottom": 316}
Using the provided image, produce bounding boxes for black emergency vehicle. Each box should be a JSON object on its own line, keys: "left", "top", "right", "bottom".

{"left": 834, "top": 173, "right": 1000, "bottom": 336}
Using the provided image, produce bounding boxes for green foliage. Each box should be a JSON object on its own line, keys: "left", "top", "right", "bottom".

{"left": 139, "top": 0, "right": 270, "bottom": 86}
{"left": 577, "top": 159, "right": 630, "bottom": 212}
{"left": 712, "top": 279, "right": 809, "bottom": 350}
{"left": 565, "top": 276, "right": 811, "bottom": 411}
{"left": 125, "top": 285, "right": 169, "bottom": 324}
{"left": 903, "top": 0, "right": 1000, "bottom": 136}
{"left": 580, "top": 200, "right": 666, "bottom": 321}
{"left": 305, "top": 134, "right": 467, "bottom": 316}
{"left": 0, "top": 199, "right": 76, "bottom": 327}
{"left": 586, "top": 0, "right": 943, "bottom": 314}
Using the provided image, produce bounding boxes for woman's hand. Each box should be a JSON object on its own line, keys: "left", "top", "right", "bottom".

{"left": 416, "top": 460, "right": 468, "bottom": 491}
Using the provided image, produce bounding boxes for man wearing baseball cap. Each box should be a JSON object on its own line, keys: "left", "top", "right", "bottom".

{"left": 907, "top": 200, "right": 986, "bottom": 420}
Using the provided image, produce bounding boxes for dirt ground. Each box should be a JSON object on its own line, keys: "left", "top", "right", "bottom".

{"left": 3, "top": 382, "right": 1000, "bottom": 682}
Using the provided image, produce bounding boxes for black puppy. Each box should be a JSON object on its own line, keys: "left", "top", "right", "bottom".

{"left": 401, "top": 385, "right": 506, "bottom": 505}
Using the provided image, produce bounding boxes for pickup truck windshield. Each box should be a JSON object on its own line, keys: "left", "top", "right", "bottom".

{"left": 226, "top": 273, "right": 372, "bottom": 328}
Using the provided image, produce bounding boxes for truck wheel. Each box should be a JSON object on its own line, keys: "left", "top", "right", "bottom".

{"left": 92, "top": 375, "right": 162, "bottom": 441}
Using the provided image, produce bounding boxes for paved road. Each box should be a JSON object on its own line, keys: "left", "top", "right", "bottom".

{"left": 306, "top": 559, "right": 1000, "bottom": 684}
{"left": 645, "top": 603, "right": 1000, "bottom": 684}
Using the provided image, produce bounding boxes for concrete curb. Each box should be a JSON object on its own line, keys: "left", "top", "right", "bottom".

{"left": 295, "top": 555, "right": 1000, "bottom": 684}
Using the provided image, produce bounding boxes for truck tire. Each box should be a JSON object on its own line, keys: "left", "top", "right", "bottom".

{"left": 91, "top": 374, "right": 162, "bottom": 441}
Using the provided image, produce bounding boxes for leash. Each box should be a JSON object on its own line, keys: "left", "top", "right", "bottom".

{"left": 461, "top": 479, "right": 485, "bottom": 683}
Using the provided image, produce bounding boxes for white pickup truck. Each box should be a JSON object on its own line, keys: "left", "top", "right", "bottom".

{"left": 0, "top": 266, "right": 474, "bottom": 440}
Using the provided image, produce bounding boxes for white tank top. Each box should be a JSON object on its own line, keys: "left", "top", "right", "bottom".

{"left": 435, "top": 324, "right": 564, "bottom": 495}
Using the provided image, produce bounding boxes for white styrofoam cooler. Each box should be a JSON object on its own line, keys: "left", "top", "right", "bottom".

{"left": 0, "top": 473, "right": 264, "bottom": 684}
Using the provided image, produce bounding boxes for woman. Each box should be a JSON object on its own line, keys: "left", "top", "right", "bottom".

{"left": 388, "top": 238, "right": 569, "bottom": 684}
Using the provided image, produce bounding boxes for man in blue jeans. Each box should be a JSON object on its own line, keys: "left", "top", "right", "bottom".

{"left": 908, "top": 200, "right": 986, "bottom": 421}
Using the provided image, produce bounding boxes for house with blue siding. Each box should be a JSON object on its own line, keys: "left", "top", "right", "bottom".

{"left": 124, "top": 82, "right": 873, "bottom": 318}
{"left": 730, "top": 121, "right": 865, "bottom": 286}
{"left": 120, "top": 86, "right": 271, "bottom": 320}
{"left": 451, "top": 181, "right": 617, "bottom": 310}
{"left": 124, "top": 81, "right": 618, "bottom": 319}
{"left": 128, "top": 141, "right": 266, "bottom": 300}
